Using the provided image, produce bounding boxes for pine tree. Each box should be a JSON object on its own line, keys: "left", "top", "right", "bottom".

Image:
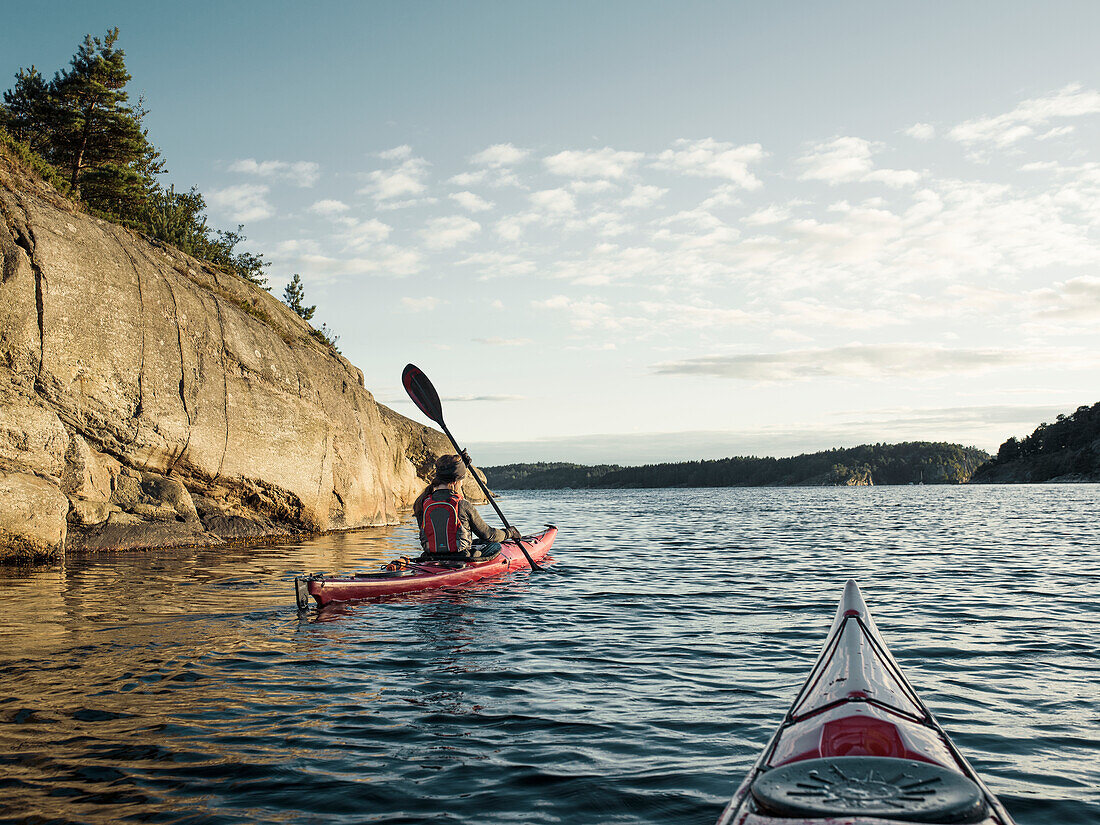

{"left": 2, "top": 66, "right": 51, "bottom": 152}
{"left": 46, "top": 28, "right": 164, "bottom": 219}
{"left": 283, "top": 274, "right": 316, "bottom": 320}
{"left": 3, "top": 31, "right": 275, "bottom": 289}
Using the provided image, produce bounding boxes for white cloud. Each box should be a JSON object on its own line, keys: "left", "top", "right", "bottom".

{"left": 550, "top": 244, "right": 665, "bottom": 286}
{"left": 798, "top": 137, "right": 919, "bottom": 188}
{"left": 652, "top": 344, "right": 1050, "bottom": 381}
{"left": 1029, "top": 275, "right": 1100, "bottom": 322}
{"left": 774, "top": 298, "right": 897, "bottom": 330}
{"left": 1038, "top": 125, "right": 1075, "bottom": 140}
{"left": 529, "top": 188, "right": 577, "bottom": 214}
{"left": 448, "top": 170, "right": 487, "bottom": 186}
{"left": 949, "top": 83, "right": 1100, "bottom": 148}
{"left": 273, "top": 239, "right": 321, "bottom": 256}
{"left": 471, "top": 143, "right": 529, "bottom": 167}
{"left": 905, "top": 123, "right": 935, "bottom": 141}
{"left": 340, "top": 218, "right": 393, "bottom": 251}
{"left": 637, "top": 300, "right": 754, "bottom": 327}
{"left": 798, "top": 136, "right": 874, "bottom": 183}
{"left": 228, "top": 158, "right": 320, "bottom": 187}
{"left": 863, "top": 168, "right": 922, "bottom": 187}
{"left": 570, "top": 180, "right": 618, "bottom": 195}
{"left": 375, "top": 196, "right": 439, "bottom": 211}
{"left": 744, "top": 204, "right": 790, "bottom": 225}
{"left": 471, "top": 337, "right": 533, "bottom": 346}
{"left": 422, "top": 215, "right": 481, "bottom": 250}
{"left": 586, "top": 211, "right": 632, "bottom": 237}
{"left": 532, "top": 294, "right": 622, "bottom": 329}
{"left": 457, "top": 251, "right": 537, "bottom": 279}
{"left": 653, "top": 138, "right": 765, "bottom": 188}
{"left": 295, "top": 245, "right": 423, "bottom": 278}
{"left": 450, "top": 191, "right": 495, "bottom": 212}
{"left": 621, "top": 184, "right": 667, "bottom": 208}
{"left": 309, "top": 199, "right": 349, "bottom": 216}
{"left": 379, "top": 145, "right": 414, "bottom": 161}
{"left": 361, "top": 148, "right": 430, "bottom": 200}
{"left": 401, "top": 296, "right": 441, "bottom": 312}
{"left": 208, "top": 184, "right": 273, "bottom": 222}
{"left": 495, "top": 213, "right": 541, "bottom": 241}
{"left": 543, "top": 147, "right": 644, "bottom": 179}
{"left": 660, "top": 208, "right": 725, "bottom": 230}
{"left": 700, "top": 184, "right": 743, "bottom": 209}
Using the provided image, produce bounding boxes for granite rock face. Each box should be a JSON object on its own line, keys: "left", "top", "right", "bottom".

{"left": 0, "top": 471, "right": 70, "bottom": 557}
{"left": 0, "top": 146, "right": 475, "bottom": 562}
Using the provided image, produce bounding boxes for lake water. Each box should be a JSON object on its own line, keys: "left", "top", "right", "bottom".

{"left": 0, "top": 486, "right": 1097, "bottom": 824}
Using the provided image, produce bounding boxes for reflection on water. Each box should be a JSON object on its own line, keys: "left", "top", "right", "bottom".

{"left": 0, "top": 486, "right": 1098, "bottom": 824}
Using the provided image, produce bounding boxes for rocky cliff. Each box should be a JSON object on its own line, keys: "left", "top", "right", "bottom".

{"left": 0, "top": 146, "right": 474, "bottom": 562}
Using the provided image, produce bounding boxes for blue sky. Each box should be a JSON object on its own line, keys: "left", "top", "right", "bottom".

{"left": 4, "top": 1, "right": 1099, "bottom": 464}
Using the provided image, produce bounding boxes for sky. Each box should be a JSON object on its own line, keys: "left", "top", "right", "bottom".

{"left": 3, "top": 1, "right": 1099, "bottom": 465}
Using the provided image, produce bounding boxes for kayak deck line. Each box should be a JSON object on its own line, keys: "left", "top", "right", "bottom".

{"left": 294, "top": 525, "right": 557, "bottom": 608}
{"left": 717, "top": 579, "right": 1016, "bottom": 825}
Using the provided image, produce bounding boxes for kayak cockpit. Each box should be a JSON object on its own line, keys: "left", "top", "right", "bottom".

{"left": 717, "top": 580, "right": 1015, "bottom": 825}
{"left": 750, "top": 754, "right": 989, "bottom": 822}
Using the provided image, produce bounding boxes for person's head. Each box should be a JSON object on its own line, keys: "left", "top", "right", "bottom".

{"left": 432, "top": 454, "right": 467, "bottom": 489}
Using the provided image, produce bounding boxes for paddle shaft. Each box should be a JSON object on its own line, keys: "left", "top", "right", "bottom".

{"left": 436, "top": 420, "right": 544, "bottom": 571}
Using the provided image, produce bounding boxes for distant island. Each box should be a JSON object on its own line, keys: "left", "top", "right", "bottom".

{"left": 484, "top": 442, "right": 989, "bottom": 489}
{"left": 486, "top": 403, "right": 1100, "bottom": 489}
{"left": 972, "top": 402, "right": 1099, "bottom": 483}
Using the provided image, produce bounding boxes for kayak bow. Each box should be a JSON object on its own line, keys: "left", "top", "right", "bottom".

{"left": 295, "top": 526, "right": 556, "bottom": 608}
{"left": 718, "top": 580, "right": 1016, "bottom": 825}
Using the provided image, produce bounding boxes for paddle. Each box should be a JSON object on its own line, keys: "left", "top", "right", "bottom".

{"left": 402, "top": 363, "right": 545, "bottom": 571}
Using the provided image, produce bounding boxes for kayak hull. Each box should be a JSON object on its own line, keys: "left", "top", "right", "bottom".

{"left": 717, "top": 580, "right": 1015, "bottom": 825}
{"left": 296, "top": 526, "right": 556, "bottom": 607}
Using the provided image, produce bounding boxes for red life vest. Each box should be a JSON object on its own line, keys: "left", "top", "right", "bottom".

{"left": 421, "top": 490, "right": 464, "bottom": 554}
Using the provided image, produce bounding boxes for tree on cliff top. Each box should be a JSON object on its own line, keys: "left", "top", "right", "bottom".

{"left": 2, "top": 29, "right": 163, "bottom": 221}
{"left": 144, "top": 186, "right": 270, "bottom": 288}
{"left": 283, "top": 274, "right": 316, "bottom": 320}
{"left": 2, "top": 29, "right": 271, "bottom": 289}
{"left": 43, "top": 29, "right": 163, "bottom": 220}
{"left": 2, "top": 67, "right": 51, "bottom": 154}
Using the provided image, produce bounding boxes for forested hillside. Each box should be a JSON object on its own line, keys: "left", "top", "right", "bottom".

{"left": 482, "top": 463, "right": 623, "bottom": 489}
{"left": 485, "top": 442, "right": 988, "bottom": 489}
{"left": 971, "top": 402, "right": 1100, "bottom": 482}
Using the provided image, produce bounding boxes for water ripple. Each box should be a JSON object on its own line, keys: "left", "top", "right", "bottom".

{"left": 0, "top": 486, "right": 1097, "bottom": 823}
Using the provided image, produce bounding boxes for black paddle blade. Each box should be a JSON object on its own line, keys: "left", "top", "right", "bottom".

{"left": 402, "top": 364, "right": 445, "bottom": 425}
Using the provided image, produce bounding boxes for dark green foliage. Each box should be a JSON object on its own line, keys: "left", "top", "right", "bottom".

{"left": 143, "top": 185, "right": 209, "bottom": 251}
{"left": 207, "top": 225, "right": 269, "bottom": 288}
{"left": 283, "top": 274, "right": 316, "bottom": 320}
{"left": 2, "top": 66, "right": 51, "bottom": 153}
{"left": 43, "top": 28, "right": 165, "bottom": 220}
{"left": 972, "top": 402, "right": 1100, "bottom": 482}
{"left": 2, "top": 29, "right": 270, "bottom": 289}
{"left": 0, "top": 124, "right": 71, "bottom": 193}
{"left": 483, "top": 442, "right": 990, "bottom": 489}
{"left": 141, "top": 186, "right": 270, "bottom": 287}
{"left": 310, "top": 323, "right": 340, "bottom": 353}
{"left": 483, "top": 462, "right": 622, "bottom": 489}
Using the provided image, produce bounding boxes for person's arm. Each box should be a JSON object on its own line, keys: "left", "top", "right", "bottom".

{"left": 461, "top": 501, "right": 507, "bottom": 542}
{"left": 412, "top": 485, "right": 431, "bottom": 528}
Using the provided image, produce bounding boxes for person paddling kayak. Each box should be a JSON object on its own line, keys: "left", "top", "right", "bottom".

{"left": 413, "top": 454, "right": 521, "bottom": 559}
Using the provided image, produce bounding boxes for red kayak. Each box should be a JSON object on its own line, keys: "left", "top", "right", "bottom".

{"left": 295, "top": 526, "right": 556, "bottom": 608}
{"left": 718, "top": 579, "right": 1016, "bottom": 825}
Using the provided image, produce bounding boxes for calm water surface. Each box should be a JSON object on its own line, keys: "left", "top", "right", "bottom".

{"left": 1, "top": 486, "right": 1097, "bottom": 824}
